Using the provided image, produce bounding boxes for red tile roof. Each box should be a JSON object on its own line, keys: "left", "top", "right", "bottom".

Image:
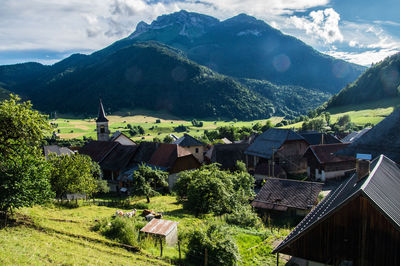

{"left": 149, "top": 143, "right": 191, "bottom": 168}
{"left": 307, "top": 143, "right": 354, "bottom": 164}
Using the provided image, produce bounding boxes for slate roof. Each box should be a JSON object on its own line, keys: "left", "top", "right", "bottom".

{"left": 210, "top": 143, "right": 249, "bottom": 170}
{"left": 79, "top": 141, "right": 119, "bottom": 162}
{"left": 140, "top": 219, "right": 179, "bottom": 236}
{"left": 300, "top": 131, "right": 342, "bottom": 145}
{"left": 43, "top": 145, "right": 74, "bottom": 158}
{"left": 172, "top": 134, "right": 204, "bottom": 146}
{"left": 273, "top": 155, "right": 400, "bottom": 253}
{"left": 245, "top": 128, "right": 306, "bottom": 159}
{"left": 341, "top": 128, "right": 371, "bottom": 143}
{"left": 96, "top": 98, "right": 108, "bottom": 122}
{"left": 338, "top": 108, "right": 400, "bottom": 162}
{"left": 149, "top": 143, "right": 192, "bottom": 169}
{"left": 100, "top": 144, "right": 138, "bottom": 171}
{"left": 129, "top": 141, "right": 159, "bottom": 165}
{"left": 251, "top": 178, "right": 323, "bottom": 211}
{"left": 305, "top": 143, "right": 354, "bottom": 164}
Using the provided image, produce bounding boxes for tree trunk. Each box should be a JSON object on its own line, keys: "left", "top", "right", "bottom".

{"left": 146, "top": 196, "right": 150, "bottom": 203}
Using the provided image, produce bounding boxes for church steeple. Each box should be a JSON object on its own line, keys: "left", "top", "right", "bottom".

{"left": 96, "top": 98, "right": 110, "bottom": 141}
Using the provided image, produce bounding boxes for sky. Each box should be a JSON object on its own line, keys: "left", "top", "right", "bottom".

{"left": 0, "top": 0, "right": 398, "bottom": 66}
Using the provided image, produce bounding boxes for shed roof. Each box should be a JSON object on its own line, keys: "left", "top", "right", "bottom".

{"left": 338, "top": 108, "right": 400, "bottom": 162}
{"left": 149, "top": 143, "right": 192, "bottom": 168}
{"left": 245, "top": 128, "right": 306, "bottom": 159}
{"left": 251, "top": 178, "right": 323, "bottom": 211}
{"left": 305, "top": 143, "right": 354, "bottom": 164}
{"left": 173, "top": 134, "right": 204, "bottom": 147}
{"left": 79, "top": 141, "right": 119, "bottom": 163}
{"left": 300, "top": 132, "right": 342, "bottom": 145}
{"left": 273, "top": 155, "right": 400, "bottom": 253}
{"left": 140, "top": 219, "right": 179, "bottom": 236}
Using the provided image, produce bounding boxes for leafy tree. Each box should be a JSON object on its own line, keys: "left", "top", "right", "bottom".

{"left": 324, "top": 112, "right": 331, "bottom": 125}
{"left": 130, "top": 164, "right": 168, "bottom": 203}
{"left": 337, "top": 114, "right": 351, "bottom": 127}
{"left": 0, "top": 95, "right": 54, "bottom": 220}
{"left": 163, "top": 135, "right": 173, "bottom": 143}
{"left": 48, "top": 153, "right": 100, "bottom": 198}
{"left": 301, "top": 118, "right": 325, "bottom": 132}
{"left": 152, "top": 137, "right": 161, "bottom": 143}
{"left": 186, "top": 223, "right": 240, "bottom": 265}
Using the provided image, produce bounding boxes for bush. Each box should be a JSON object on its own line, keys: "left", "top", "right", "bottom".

{"left": 132, "top": 202, "right": 149, "bottom": 209}
{"left": 225, "top": 205, "right": 262, "bottom": 229}
{"left": 186, "top": 223, "right": 239, "bottom": 265}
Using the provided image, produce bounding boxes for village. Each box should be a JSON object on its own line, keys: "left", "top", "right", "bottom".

{"left": 37, "top": 98, "right": 400, "bottom": 265}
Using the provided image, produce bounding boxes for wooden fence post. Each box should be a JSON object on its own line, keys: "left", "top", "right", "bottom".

{"left": 204, "top": 248, "right": 208, "bottom": 266}
{"left": 160, "top": 238, "right": 163, "bottom": 257}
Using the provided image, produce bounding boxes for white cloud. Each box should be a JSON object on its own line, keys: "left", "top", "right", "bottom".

{"left": 326, "top": 49, "right": 399, "bottom": 66}
{"left": 288, "top": 8, "right": 343, "bottom": 44}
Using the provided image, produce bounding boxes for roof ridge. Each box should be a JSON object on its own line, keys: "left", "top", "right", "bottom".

{"left": 361, "top": 154, "right": 383, "bottom": 191}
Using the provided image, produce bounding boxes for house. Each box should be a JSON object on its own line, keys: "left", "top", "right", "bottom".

{"left": 110, "top": 131, "right": 136, "bottom": 146}
{"left": 273, "top": 155, "right": 400, "bottom": 265}
{"left": 43, "top": 145, "right": 74, "bottom": 158}
{"left": 338, "top": 108, "right": 400, "bottom": 163}
{"left": 149, "top": 143, "right": 201, "bottom": 188}
{"left": 341, "top": 127, "right": 371, "bottom": 143}
{"left": 251, "top": 178, "right": 323, "bottom": 216}
{"left": 172, "top": 133, "right": 205, "bottom": 163}
{"left": 303, "top": 143, "right": 356, "bottom": 181}
{"left": 299, "top": 131, "right": 342, "bottom": 145}
{"left": 207, "top": 143, "right": 250, "bottom": 170}
{"left": 140, "top": 219, "right": 179, "bottom": 246}
{"left": 245, "top": 128, "right": 309, "bottom": 176}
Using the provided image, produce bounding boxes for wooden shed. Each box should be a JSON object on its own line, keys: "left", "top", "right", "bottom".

{"left": 273, "top": 155, "right": 400, "bottom": 265}
{"left": 140, "top": 219, "right": 179, "bottom": 246}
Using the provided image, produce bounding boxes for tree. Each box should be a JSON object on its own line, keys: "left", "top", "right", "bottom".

{"left": 324, "top": 112, "right": 331, "bottom": 125}
{"left": 337, "top": 115, "right": 351, "bottom": 127}
{"left": 163, "top": 135, "right": 173, "bottom": 143}
{"left": 48, "top": 153, "right": 100, "bottom": 198}
{"left": 0, "top": 95, "right": 54, "bottom": 221}
{"left": 130, "top": 164, "right": 168, "bottom": 203}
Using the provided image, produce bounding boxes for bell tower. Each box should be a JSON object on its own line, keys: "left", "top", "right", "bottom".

{"left": 96, "top": 98, "right": 110, "bottom": 141}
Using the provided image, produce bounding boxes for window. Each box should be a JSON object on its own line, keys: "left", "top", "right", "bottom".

{"left": 100, "top": 125, "right": 105, "bottom": 133}
{"left": 195, "top": 148, "right": 199, "bottom": 153}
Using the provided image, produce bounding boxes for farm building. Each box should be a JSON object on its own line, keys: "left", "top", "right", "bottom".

{"left": 140, "top": 219, "right": 179, "bottom": 246}
{"left": 110, "top": 131, "right": 136, "bottom": 146}
{"left": 173, "top": 133, "right": 205, "bottom": 163}
{"left": 273, "top": 155, "right": 400, "bottom": 265}
{"left": 206, "top": 143, "right": 250, "bottom": 170}
{"left": 299, "top": 131, "right": 342, "bottom": 145}
{"left": 338, "top": 108, "right": 400, "bottom": 163}
{"left": 149, "top": 143, "right": 201, "bottom": 188}
{"left": 303, "top": 143, "right": 356, "bottom": 181}
{"left": 43, "top": 145, "right": 74, "bottom": 158}
{"left": 251, "top": 178, "right": 323, "bottom": 216}
{"left": 245, "top": 128, "right": 309, "bottom": 175}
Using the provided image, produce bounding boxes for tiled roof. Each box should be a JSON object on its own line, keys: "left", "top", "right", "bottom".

{"left": 173, "top": 134, "right": 204, "bottom": 146}
{"left": 100, "top": 144, "right": 138, "bottom": 171}
{"left": 251, "top": 178, "right": 323, "bottom": 211}
{"left": 273, "top": 155, "right": 400, "bottom": 253}
{"left": 245, "top": 128, "right": 306, "bottom": 159}
{"left": 79, "top": 141, "right": 119, "bottom": 163}
{"left": 300, "top": 132, "right": 342, "bottom": 145}
{"left": 43, "top": 145, "right": 74, "bottom": 158}
{"left": 306, "top": 143, "right": 354, "bottom": 164}
{"left": 149, "top": 143, "right": 191, "bottom": 168}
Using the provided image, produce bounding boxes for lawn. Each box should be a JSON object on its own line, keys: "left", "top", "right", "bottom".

{"left": 51, "top": 114, "right": 283, "bottom": 141}
{"left": 1, "top": 196, "right": 291, "bottom": 265}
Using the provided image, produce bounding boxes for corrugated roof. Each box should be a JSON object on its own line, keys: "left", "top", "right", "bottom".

{"left": 273, "top": 155, "right": 400, "bottom": 253}
{"left": 149, "top": 143, "right": 191, "bottom": 168}
{"left": 79, "top": 141, "right": 119, "bottom": 163}
{"left": 173, "top": 134, "right": 204, "bottom": 147}
{"left": 300, "top": 132, "right": 342, "bottom": 145}
{"left": 245, "top": 128, "right": 306, "bottom": 159}
{"left": 140, "top": 219, "right": 179, "bottom": 236}
{"left": 338, "top": 108, "right": 400, "bottom": 162}
{"left": 305, "top": 143, "right": 354, "bottom": 164}
{"left": 251, "top": 178, "right": 323, "bottom": 211}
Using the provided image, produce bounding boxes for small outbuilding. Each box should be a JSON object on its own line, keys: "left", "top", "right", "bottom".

{"left": 140, "top": 219, "right": 179, "bottom": 246}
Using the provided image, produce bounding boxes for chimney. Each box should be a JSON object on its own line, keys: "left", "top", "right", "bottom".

{"left": 356, "top": 159, "right": 370, "bottom": 181}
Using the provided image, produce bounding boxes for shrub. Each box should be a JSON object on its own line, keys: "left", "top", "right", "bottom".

{"left": 186, "top": 223, "right": 239, "bottom": 265}
{"left": 225, "top": 205, "right": 262, "bottom": 229}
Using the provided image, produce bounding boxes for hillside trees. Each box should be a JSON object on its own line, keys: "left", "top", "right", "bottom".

{"left": 0, "top": 95, "right": 54, "bottom": 220}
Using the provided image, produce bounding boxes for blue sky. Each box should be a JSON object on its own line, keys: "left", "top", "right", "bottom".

{"left": 0, "top": 0, "right": 398, "bottom": 66}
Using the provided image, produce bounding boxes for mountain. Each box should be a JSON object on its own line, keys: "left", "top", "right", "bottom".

{"left": 327, "top": 52, "right": 400, "bottom": 109}
{"left": 114, "top": 10, "right": 365, "bottom": 94}
{"left": 0, "top": 42, "right": 330, "bottom": 120}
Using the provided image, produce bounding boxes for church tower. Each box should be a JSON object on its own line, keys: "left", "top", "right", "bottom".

{"left": 96, "top": 98, "right": 110, "bottom": 141}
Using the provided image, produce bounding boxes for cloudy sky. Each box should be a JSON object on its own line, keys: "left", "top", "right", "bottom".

{"left": 0, "top": 0, "right": 398, "bottom": 66}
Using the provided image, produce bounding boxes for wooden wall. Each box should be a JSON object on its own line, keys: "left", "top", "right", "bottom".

{"left": 280, "top": 195, "right": 400, "bottom": 265}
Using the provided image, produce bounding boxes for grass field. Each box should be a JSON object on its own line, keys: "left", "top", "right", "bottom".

{"left": 284, "top": 97, "right": 399, "bottom": 129}
{"left": 52, "top": 114, "right": 283, "bottom": 141}
{"left": 0, "top": 196, "right": 290, "bottom": 265}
